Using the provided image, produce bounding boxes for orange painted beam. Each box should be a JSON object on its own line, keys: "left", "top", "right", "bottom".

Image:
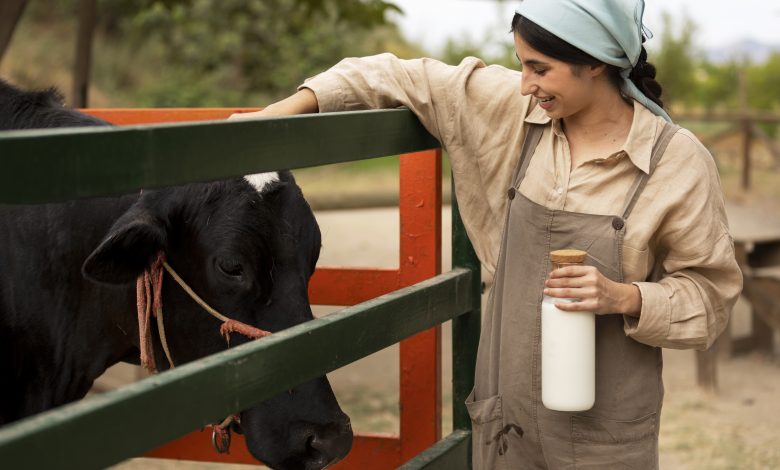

{"left": 81, "top": 108, "right": 260, "bottom": 125}
{"left": 309, "top": 267, "right": 401, "bottom": 306}
{"left": 397, "top": 150, "right": 443, "bottom": 461}
{"left": 143, "top": 428, "right": 256, "bottom": 464}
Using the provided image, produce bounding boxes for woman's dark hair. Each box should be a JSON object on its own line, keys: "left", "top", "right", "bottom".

{"left": 510, "top": 14, "right": 663, "bottom": 109}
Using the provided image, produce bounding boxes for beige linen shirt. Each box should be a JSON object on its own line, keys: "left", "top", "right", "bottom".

{"left": 300, "top": 53, "right": 742, "bottom": 350}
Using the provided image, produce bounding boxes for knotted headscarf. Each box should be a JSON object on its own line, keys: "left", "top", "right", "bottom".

{"left": 515, "top": 0, "right": 672, "bottom": 122}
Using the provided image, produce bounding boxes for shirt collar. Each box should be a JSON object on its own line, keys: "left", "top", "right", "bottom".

{"left": 524, "top": 102, "right": 551, "bottom": 125}
{"left": 623, "top": 100, "right": 661, "bottom": 174}
{"left": 523, "top": 100, "right": 660, "bottom": 174}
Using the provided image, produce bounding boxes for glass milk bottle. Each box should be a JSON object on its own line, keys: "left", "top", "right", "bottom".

{"left": 542, "top": 249, "right": 595, "bottom": 411}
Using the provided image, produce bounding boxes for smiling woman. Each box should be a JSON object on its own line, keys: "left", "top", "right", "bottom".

{"left": 236, "top": 1, "right": 742, "bottom": 468}
{"left": 513, "top": 16, "right": 650, "bottom": 115}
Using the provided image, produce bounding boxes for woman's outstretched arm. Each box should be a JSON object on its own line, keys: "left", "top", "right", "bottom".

{"left": 228, "top": 88, "right": 319, "bottom": 120}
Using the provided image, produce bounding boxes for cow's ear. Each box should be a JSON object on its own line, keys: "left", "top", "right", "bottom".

{"left": 82, "top": 209, "right": 167, "bottom": 285}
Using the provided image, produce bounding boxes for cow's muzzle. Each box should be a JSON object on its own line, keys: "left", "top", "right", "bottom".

{"left": 292, "top": 417, "right": 353, "bottom": 469}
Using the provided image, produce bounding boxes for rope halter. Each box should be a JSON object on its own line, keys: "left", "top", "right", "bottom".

{"left": 135, "top": 252, "right": 272, "bottom": 453}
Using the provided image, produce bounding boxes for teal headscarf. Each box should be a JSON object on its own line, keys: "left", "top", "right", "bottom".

{"left": 515, "top": 0, "right": 672, "bottom": 122}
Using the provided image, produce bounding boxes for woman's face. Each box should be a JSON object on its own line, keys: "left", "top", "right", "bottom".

{"left": 514, "top": 33, "right": 599, "bottom": 120}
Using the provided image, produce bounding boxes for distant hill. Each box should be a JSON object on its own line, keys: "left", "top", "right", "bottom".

{"left": 707, "top": 39, "right": 779, "bottom": 63}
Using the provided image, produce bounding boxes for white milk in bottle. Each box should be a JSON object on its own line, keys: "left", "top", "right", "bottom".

{"left": 541, "top": 249, "right": 595, "bottom": 411}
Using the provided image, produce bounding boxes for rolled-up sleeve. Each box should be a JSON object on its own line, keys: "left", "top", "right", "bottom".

{"left": 298, "top": 53, "right": 486, "bottom": 145}
{"left": 624, "top": 131, "right": 743, "bottom": 350}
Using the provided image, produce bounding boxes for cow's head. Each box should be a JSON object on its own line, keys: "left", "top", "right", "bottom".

{"left": 82, "top": 172, "right": 352, "bottom": 469}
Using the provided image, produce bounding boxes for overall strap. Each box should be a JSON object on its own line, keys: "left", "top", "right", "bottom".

{"left": 512, "top": 124, "right": 545, "bottom": 187}
{"left": 621, "top": 123, "right": 681, "bottom": 219}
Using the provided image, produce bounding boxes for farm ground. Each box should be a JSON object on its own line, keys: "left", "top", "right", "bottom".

{"left": 111, "top": 200, "right": 780, "bottom": 470}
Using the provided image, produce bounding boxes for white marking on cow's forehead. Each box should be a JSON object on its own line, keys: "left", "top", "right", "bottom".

{"left": 244, "top": 172, "right": 280, "bottom": 193}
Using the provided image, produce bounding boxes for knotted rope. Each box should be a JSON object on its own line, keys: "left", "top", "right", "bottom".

{"left": 136, "top": 252, "right": 272, "bottom": 373}
{"left": 136, "top": 254, "right": 166, "bottom": 371}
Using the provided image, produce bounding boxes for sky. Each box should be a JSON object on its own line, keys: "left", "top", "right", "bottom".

{"left": 389, "top": 0, "right": 780, "bottom": 56}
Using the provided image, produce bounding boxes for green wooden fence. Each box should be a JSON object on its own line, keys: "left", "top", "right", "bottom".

{"left": 0, "top": 109, "right": 481, "bottom": 469}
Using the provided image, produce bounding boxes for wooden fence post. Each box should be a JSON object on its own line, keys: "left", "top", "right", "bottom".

{"left": 72, "top": 0, "right": 98, "bottom": 108}
{"left": 0, "top": 0, "right": 27, "bottom": 65}
{"left": 696, "top": 345, "right": 718, "bottom": 393}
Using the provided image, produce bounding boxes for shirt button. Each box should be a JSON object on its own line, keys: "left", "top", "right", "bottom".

{"left": 612, "top": 217, "right": 625, "bottom": 230}
{"left": 556, "top": 187, "right": 563, "bottom": 195}
{"left": 507, "top": 187, "right": 516, "bottom": 200}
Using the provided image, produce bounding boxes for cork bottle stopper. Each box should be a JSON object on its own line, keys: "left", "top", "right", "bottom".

{"left": 550, "top": 249, "right": 587, "bottom": 265}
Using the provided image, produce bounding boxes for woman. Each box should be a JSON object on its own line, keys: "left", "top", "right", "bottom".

{"left": 232, "top": 0, "right": 742, "bottom": 467}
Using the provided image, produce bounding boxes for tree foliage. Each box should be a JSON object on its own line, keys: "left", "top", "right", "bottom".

{"left": 115, "top": 0, "right": 408, "bottom": 105}
{"left": 18, "top": 0, "right": 410, "bottom": 106}
{"left": 747, "top": 53, "right": 780, "bottom": 111}
{"left": 649, "top": 12, "right": 699, "bottom": 109}
{"left": 130, "top": 1, "right": 370, "bottom": 100}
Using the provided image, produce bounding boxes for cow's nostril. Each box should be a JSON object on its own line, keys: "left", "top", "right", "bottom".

{"left": 306, "top": 433, "right": 317, "bottom": 453}
{"left": 304, "top": 421, "right": 353, "bottom": 469}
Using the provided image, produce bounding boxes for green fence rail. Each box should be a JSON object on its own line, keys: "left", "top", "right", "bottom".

{"left": 0, "top": 109, "right": 480, "bottom": 469}
{"left": 0, "top": 109, "right": 439, "bottom": 204}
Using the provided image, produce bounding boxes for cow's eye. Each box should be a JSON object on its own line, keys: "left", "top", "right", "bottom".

{"left": 216, "top": 258, "right": 244, "bottom": 278}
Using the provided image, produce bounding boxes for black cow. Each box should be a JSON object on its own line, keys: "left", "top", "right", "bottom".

{"left": 0, "top": 80, "right": 352, "bottom": 470}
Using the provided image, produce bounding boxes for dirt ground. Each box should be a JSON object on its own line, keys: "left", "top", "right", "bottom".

{"left": 109, "top": 203, "right": 780, "bottom": 469}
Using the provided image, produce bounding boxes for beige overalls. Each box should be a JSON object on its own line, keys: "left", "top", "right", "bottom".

{"left": 466, "top": 122, "right": 680, "bottom": 469}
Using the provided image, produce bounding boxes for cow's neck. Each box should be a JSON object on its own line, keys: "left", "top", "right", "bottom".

{"left": 0, "top": 196, "right": 142, "bottom": 422}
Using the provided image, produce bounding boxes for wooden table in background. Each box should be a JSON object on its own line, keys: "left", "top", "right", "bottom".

{"left": 696, "top": 203, "right": 780, "bottom": 391}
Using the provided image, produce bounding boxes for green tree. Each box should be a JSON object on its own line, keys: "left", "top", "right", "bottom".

{"left": 650, "top": 12, "right": 698, "bottom": 109}
{"left": 106, "top": 0, "right": 410, "bottom": 105}
{"left": 435, "top": 1, "right": 518, "bottom": 70}
{"left": 14, "top": 0, "right": 408, "bottom": 106}
{"left": 439, "top": 34, "right": 518, "bottom": 70}
{"left": 747, "top": 52, "right": 780, "bottom": 111}
{"left": 695, "top": 60, "right": 739, "bottom": 111}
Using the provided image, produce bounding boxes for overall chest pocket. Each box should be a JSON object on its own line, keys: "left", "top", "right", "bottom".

{"left": 466, "top": 391, "right": 506, "bottom": 470}
{"left": 565, "top": 234, "right": 622, "bottom": 282}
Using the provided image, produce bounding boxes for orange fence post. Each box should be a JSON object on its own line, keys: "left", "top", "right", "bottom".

{"left": 398, "top": 150, "right": 443, "bottom": 461}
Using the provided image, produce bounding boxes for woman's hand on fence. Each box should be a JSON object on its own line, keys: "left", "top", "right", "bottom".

{"left": 228, "top": 89, "right": 319, "bottom": 121}
{"left": 544, "top": 265, "right": 642, "bottom": 317}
